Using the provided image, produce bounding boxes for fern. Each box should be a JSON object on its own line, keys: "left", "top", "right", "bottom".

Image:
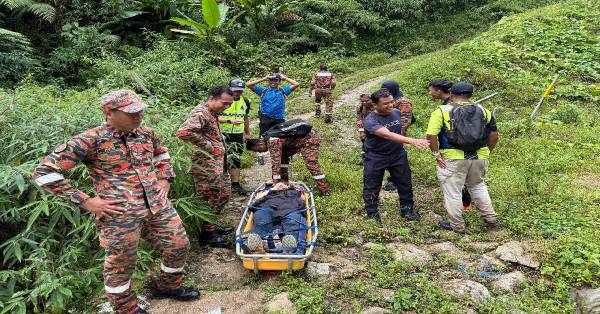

{"left": 0, "top": 28, "right": 35, "bottom": 86}
{"left": 0, "top": 0, "right": 57, "bottom": 23}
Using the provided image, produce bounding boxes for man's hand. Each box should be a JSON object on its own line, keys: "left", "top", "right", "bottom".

{"left": 408, "top": 138, "right": 430, "bottom": 148}
{"left": 156, "top": 179, "right": 171, "bottom": 200}
{"left": 436, "top": 157, "right": 447, "bottom": 169}
{"left": 358, "top": 131, "right": 366, "bottom": 141}
{"left": 244, "top": 132, "right": 250, "bottom": 143}
{"left": 231, "top": 120, "right": 243, "bottom": 125}
{"left": 82, "top": 196, "right": 126, "bottom": 220}
{"left": 280, "top": 74, "right": 289, "bottom": 81}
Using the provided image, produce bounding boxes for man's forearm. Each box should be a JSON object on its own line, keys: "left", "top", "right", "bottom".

{"left": 427, "top": 134, "right": 439, "bottom": 152}
{"left": 244, "top": 118, "right": 250, "bottom": 135}
{"left": 488, "top": 132, "right": 499, "bottom": 151}
{"left": 246, "top": 77, "right": 266, "bottom": 88}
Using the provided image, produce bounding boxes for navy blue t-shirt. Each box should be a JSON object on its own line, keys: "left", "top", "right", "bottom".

{"left": 364, "top": 109, "right": 405, "bottom": 156}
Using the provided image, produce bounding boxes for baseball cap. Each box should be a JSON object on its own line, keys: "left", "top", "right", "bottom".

{"left": 101, "top": 89, "right": 148, "bottom": 113}
{"left": 450, "top": 82, "right": 474, "bottom": 95}
{"left": 229, "top": 79, "right": 246, "bottom": 92}
{"left": 268, "top": 73, "right": 281, "bottom": 81}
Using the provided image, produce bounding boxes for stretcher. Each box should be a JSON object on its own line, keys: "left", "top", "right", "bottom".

{"left": 235, "top": 182, "right": 318, "bottom": 273}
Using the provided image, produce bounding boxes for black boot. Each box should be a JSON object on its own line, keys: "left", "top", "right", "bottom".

{"left": 232, "top": 182, "right": 248, "bottom": 196}
{"left": 152, "top": 286, "right": 200, "bottom": 301}
{"left": 366, "top": 212, "right": 382, "bottom": 226}
{"left": 324, "top": 114, "right": 332, "bottom": 123}
{"left": 215, "top": 224, "right": 234, "bottom": 235}
{"left": 315, "top": 105, "right": 321, "bottom": 117}
{"left": 400, "top": 205, "right": 419, "bottom": 221}
{"left": 136, "top": 308, "right": 149, "bottom": 314}
{"left": 383, "top": 177, "right": 396, "bottom": 191}
{"left": 199, "top": 230, "right": 231, "bottom": 248}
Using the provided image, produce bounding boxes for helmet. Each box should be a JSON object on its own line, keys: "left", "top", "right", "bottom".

{"left": 229, "top": 79, "right": 245, "bottom": 91}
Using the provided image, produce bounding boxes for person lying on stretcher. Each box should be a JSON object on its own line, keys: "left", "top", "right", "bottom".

{"left": 243, "top": 183, "right": 309, "bottom": 255}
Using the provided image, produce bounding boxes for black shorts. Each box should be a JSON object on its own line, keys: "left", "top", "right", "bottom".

{"left": 224, "top": 133, "right": 244, "bottom": 169}
{"left": 259, "top": 114, "right": 285, "bottom": 137}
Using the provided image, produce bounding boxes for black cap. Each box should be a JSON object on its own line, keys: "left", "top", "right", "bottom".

{"left": 229, "top": 79, "right": 245, "bottom": 91}
{"left": 450, "top": 81, "right": 474, "bottom": 94}
{"left": 268, "top": 73, "right": 281, "bottom": 81}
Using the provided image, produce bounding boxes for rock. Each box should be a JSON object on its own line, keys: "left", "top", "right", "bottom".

{"left": 424, "top": 241, "right": 468, "bottom": 260}
{"left": 465, "top": 242, "right": 500, "bottom": 252}
{"left": 361, "top": 306, "right": 391, "bottom": 314}
{"left": 571, "top": 287, "right": 600, "bottom": 314}
{"left": 495, "top": 241, "right": 540, "bottom": 268}
{"left": 442, "top": 279, "right": 491, "bottom": 304}
{"left": 387, "top": 243, "right": 432, "bottom": 264}
{"left": 367, "top": 285, "right": 395, "bottom": 302}
{"left": 307, "top": 262, "right": 331, "bottom": 277}
{"left": 206, "top": 308, "right": 222, "bottom": 314}
{"left": 492, "top": 271, "right": 527, "bottom": 292}
{"left": 265, "top": 292, "right": 297, "bottom": 314}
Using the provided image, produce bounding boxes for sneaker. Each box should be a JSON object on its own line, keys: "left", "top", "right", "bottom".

{"left": 281, "top": 235, "right": 297, "bottom": 250}
{"left": 319, "top": 190, "right": 331, "bottom": 197}
{"left": 438, "top": 220, "right": 465, "bottom": 233}
{"left": 463, "top": 204, "right": 473, "bottom": 212}
{"left": 400, "top": 205, "right": 419, "bottom": 221}
{"left": 367, "top": 212, "right": 382, "bottom": 226}
{"left": 245, "top": 233, "right": 263, "bottom": 251}
{"left": 152, "top": 287, "right": 200, "bottom": 301}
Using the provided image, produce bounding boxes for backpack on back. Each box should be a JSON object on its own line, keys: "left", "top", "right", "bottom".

{"left": 445, "top": 103, "right": 487, "bottom": 152}
{"left": 264, "top": 119, "right": 312, "bottom": 140}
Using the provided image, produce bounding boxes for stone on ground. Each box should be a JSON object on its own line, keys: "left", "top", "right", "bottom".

{"left": 441, "top": 279, "right": 491, "bottom": 304}
{"left": 424, "top": 241, "right": 468, "bottom": 260}
{"left": 150, "top": 289, "right": 265, "bottom": 314}
{"left": 491, "top": 271, "right": 527, "bottom": 292}
{"left": 307, "top": 261, "right": 331, "bottom": 277}
{"left": 464, "top": 242, "right": 500, "bottom": 252}
{"left": 361, "top": 306, "right": 391, "bottom": 314}
{"left": 387, "top": 242, "right": 432, "bottom": 264}
{"left": 494, "top": 241, "right": 540, "bottom": 268}
{"left": 571, "top": 287, "right": 600, "bottom": 314}
{"left": 265, "top": 292, "right": 297, "bottom": 314}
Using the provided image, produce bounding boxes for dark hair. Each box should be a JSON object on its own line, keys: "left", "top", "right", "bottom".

{"left": 207, "top": 86, "right": 234, "bottom": 99}
{"left": 370, "top": 89, "right": 392, "bottom": 104}
{"left": 246, "top": 139, "right": 262, "bottom": 150}
{"left": 360, "top": 93, "right": 370, "bottom": 98}
{"left": 429, "top": 79, "right": 453, "bottom": 93}
{"left": 320, "top": 63, "right": 328, "bottom": 71}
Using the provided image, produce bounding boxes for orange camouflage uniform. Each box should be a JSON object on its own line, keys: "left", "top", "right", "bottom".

{"left": 268, "top": 130, "right": 330, "bottom": 193}
{"left": 311, "top": 71, "right": 336, "bottom": 118}
{"left": 32, "top": 124, "right": 189, "bottom": 314}
{"left": 393, "top": 96, "right": 413, "bottom": 135}
{"left": 176, "top": 102, "right": 231, "bottom": 212}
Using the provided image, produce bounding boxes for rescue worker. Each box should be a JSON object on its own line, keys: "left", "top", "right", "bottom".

{"left": 32, "top": 90, "right": 199, "bottom": 314}
{"left": 428, "top": 79, "right": 473, "bottom": 211}
{"left": 380, "top": 80, "right": 414, "bottom": 191}
{"left": 310, "top": 64, "right": 336, "bottom": 123}
{"left": 355, "top": 93, "right": 373, "bottom": 165}
{"left": 362, "top": 89, "right": 429, "bottom": 225}
{"left": 218, "top": 79, "right": 251, "bottom": 196}
{"left": 245, "top": 123, "right": 331, "bottom": 196}
{"left": 425, "top": 82, "right": 499, "bottom": 233}
{"left": 177, "top": 86, "right": 234, "bottom": 248}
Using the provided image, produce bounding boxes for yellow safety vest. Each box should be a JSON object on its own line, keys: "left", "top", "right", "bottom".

{"left": 219, "top": 97, "right": 248, "bottom": 134}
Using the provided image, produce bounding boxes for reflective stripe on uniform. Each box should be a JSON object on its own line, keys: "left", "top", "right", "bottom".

{"left": 34, "top": 173, "right": 65, "bottom": 186}
{"left": 313, "top": 174, "right": 325, "bottom": 180}
{"left": 153, "top": 152, "right": 170, "bottom": 162}
{"left": 269, "top": 137, "right": 280, "bottom": 141}
{"left": 105, "top": 280, "right": 131, "bottom": 294}
{"left": 161, "top": 263, "right": 184, "bottom": 273}
{"left": 273, "top": 175, "right": 281, "bottom": 180}
{"left": 280, "top": 164, "right": 289, "bottom": 168}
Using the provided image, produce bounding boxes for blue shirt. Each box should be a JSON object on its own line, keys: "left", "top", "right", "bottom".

{"left": 252, "top": 85, "right": 293, "bottom": 120}
{"left": 364, "top": 109, "right": 405, "bottom": 156}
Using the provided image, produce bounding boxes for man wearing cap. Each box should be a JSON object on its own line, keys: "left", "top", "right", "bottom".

{"left": 32, "top": 90, "right": 199, "bottom": 314}
{"left": 309, "top": 64, "right": 336, "bottom": 123}
{"left": 246, "top": 72, "right": 300, "bottom": 137}
{"left": 177, "top": 86, "right": 235, "bottom": 248}
{"left": 218, "top": 79, "right": 251, "bottom": 196}
{"left": 426, "top": 82, "right": 499, "bottom": 233}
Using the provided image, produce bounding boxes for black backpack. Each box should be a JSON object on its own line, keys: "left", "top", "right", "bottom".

{"left": 264, "top": 119, "right": 312, "bottom": 140}
{"left": 445, "top": 103, "right": 488, "bottom": 152}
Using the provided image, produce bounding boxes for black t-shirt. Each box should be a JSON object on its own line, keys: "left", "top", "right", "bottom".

{"left": 363, "top": 109, "right": 405, "bottom": 156}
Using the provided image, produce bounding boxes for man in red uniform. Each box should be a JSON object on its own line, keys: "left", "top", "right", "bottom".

{"left": 310, "top": 64, "right": 336, "bottom": 123}
{"left": 32, "top": 90, "right": 198, "bottom": 314}
{"left": 177, "top": 86, "right": 235, "bottom": 248}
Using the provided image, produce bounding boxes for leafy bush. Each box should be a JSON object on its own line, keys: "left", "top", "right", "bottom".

{"left": 0, "top": 28, "right": 35, "bottom": 87}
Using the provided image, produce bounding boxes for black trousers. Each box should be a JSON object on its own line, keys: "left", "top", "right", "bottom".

{"left": 363, "top": 151, "right": 414, "bottom": 216}
{"left": 259, "top": 114, "right": 285, "bottom": 137}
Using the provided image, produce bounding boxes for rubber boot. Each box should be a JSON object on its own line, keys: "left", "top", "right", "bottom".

{"left": 199, "top": 224, "right": 231, "bottom": 248}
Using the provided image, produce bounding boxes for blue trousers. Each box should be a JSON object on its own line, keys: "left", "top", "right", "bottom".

{"left": 253, "top": 209, "right": 307, "bottom": 254}
{"left": 363, "top": 151, "right": 414, "bottom": 217}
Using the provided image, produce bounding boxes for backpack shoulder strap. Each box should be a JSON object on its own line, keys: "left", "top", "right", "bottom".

{"left": 243, "top": 96, "right": 251, "bottom": 107}
{"left": 260, "top": 87, "right": 267, "bottom": 100}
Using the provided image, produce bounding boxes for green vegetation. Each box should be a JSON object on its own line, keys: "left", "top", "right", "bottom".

{"left": 1, "top": 0, "right": 598, "bottom": 312}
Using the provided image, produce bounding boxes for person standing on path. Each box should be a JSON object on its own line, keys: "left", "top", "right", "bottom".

{"left": 355, "top": 93, "right": 373, "bottom": 165}
{"left": 425, "top": 82, "right": 499, "bottom": 233}
{"left": 362, "top": 89, "right": 429, "bottom": 225}
{"left": 219, "top": 79, "right": 251, "bottom": 196}
{"left": 177, "top": 86, "right": 234, "bottom": 248}
{"left": 33, "top": 90, "right": 199, "bottom": 314}
{"left": 310, "top": 64, "right": 336, "bottom": 123}
{"left": 428, "top": 79, "right": 473, "bottom": 211}
{"left": 380, "top": 80, "right": 415, "bottom": 192}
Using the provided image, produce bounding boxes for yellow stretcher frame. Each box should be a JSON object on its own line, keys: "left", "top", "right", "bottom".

{"left": 235, "top": 182, "right": 318, "bottom": 273}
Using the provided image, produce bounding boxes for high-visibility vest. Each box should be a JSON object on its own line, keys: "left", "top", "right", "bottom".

{"left": 219, "top": 97, "right": 249, "bottom": 134}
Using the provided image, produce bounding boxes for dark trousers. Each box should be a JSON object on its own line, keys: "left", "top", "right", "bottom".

{"left": 253, "top": 209, "right": 307, "bottom": 254}
{"left": 363, "top": 151, "right": 414, "bottom": 217}
{"left": 259, "top": 114, "right": 285, "bottom": 137}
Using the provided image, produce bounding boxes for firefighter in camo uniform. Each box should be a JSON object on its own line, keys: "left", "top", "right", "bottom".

{"left": 176, "top": 86, "right": 234, "bottom": 248}
{"left": 310, "top": 64, "right": 336, "bottom": 123}
{"left": 32, "top": 90, "right": 199, "bottom": 314}
{"left": 381, "top": 80, "right": 415, "bottom": 191}
{"left": 246, "top": 121, "right": 331, "bottom": 196}
{"left": 356, "top": 93, "right": 374, "bottom": 165}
